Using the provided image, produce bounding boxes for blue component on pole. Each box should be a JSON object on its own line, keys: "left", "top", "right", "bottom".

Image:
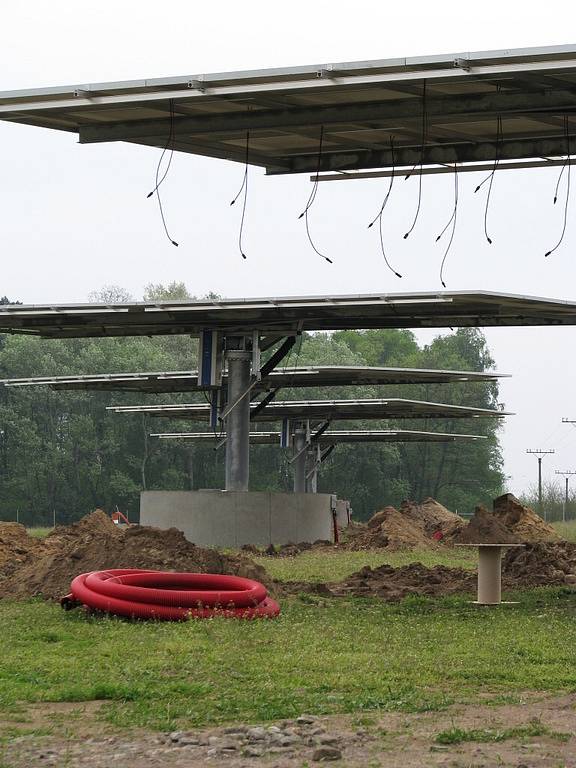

{"left": 280, "top": 418, "right": 291, "bottom": 448}
{"left": 198, "top": 330, "right": 222, "bottom": 387}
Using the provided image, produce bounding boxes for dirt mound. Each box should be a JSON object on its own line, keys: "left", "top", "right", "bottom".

{"left": 282, "top": 562, "right": 476, "bottom": 601}
{"left": 330, "top": 563, "right": 475, "bottom": 600}
{"left": 0, "top": 510, "right": 270, "bottom": 601}
{"left": 0, "top": 522, "right": 40, "bottom": 568}
{"left": 345, "top": 506, "right": 431, "bottom": 549}
{"left": 451, "top": 505, "right": 521, "bottom": 545}
{"left": 503, "top": 542, "right": 576, "bottom": 587}
{"left": 493, "top": 494, "right": 560, "bottom": 542}
{"left": 400, "top": 498, "right": 465, "bottom": 535}
{"left": 344, "top": 498, "right": 465, "bottom": 550}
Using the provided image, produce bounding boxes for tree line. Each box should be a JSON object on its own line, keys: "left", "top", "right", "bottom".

{"left": 0, "top": 283, "right": 506, "bottom": 525}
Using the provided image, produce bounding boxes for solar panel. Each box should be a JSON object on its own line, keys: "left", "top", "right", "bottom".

{"left": 109, "top": 398, "right": 509, "bottom": 421}
{"left": 0, "top": 291, "right": 576, "bottom": 337}
{"left": 150, "top": 429, "right": 486, "bottom": 444}
{"left": 0, "top": 365, "right": 506, "bottom": 392}
{"left": 1, "top": 44, "right": 576, "bottom": 174}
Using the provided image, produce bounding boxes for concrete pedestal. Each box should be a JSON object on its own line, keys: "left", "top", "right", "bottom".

{"left": 456, "top": 543, "right": 525, "bottom": 605}
{"left": 140, "top": 489, "right": 337, "bottom": 548}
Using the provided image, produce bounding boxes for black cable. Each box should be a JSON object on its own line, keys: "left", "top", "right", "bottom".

{"left": 438, "top": 163, "right": 459, "bottom": 288}
{"left": 404, "top": 81, "right": 427, "bottom": 239}
{"left": 474, "top": 116, "right": 502, "bottom": 245}
{"left": 298, "top": 126, "right": 333, "bottom": 264}
{"left": 147, "top": 100, "right": 178, "bottom": 247}
{"left": 545, "top": 115, "right": 571, "bottom": 258}
{"left": 230, "top": 130, "right": 250, "bottom": 259}
{"left": 367, "top": 136, "right": 401, "bottom": 278}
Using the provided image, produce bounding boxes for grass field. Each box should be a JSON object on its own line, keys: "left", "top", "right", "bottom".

{"left": 553, "top": 520, "right": 576, "bottom": 542}
{"left": 254, "top": 547, "right": 477, "bottom": 582}
{"left": 1, "top": 547, "right": 576, "bottom": 738}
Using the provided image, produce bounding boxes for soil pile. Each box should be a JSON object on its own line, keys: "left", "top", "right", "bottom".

{"left": 400, "top": 497, "right": 465, "bottom": 536}
{"left": 328, "top": 562, "right": 475, "bottom": 600}
{"left": 451, "top": 505, "right": 521, "bottom": 545}
{"left": 0, "top": 522, "right": 40, "bottom": 569}
{"left": 344, "top": 506, "right": 430, "bottom": 549}
{"left": 503, "top": 542, "right": 576, "bottom": 587}
{"left": 343, "top": 498, "right": 465, "bottom": 550}
{"left": 0, "top": 510, "right": 270, "bottom": 601}
{"left": 493, "top": 493, "right": 560, "bottom": 542}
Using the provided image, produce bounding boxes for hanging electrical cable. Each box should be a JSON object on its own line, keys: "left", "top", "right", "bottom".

{"left": 403, "top": 81, "right": 427, "bottom": 239}
{"left": 230, "top": 130, "right": 250, "bottom": 260}
{"left": 545, "top": 115, "right": 571, "bottom": 258}
{"left": 298, "top": 126, "right": 333, "bottom": 264}
{"left": 474, "top": 116, "right": 503, "bottom": 245}
{"left": 367, "top": 136, "right": 401, "bottom": 278}
{"left": 437, "top": 163, "right": 459, "bottom": 288}
{"left": 147, "top": 100, "right": 178, "bottom": 247}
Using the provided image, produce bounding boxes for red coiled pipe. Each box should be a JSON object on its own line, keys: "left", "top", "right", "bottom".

{"left": 64, "top": 569, "right": 280, "bottom": 620}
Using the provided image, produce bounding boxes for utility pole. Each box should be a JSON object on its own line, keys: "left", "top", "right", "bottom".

{"left": 526, "top": 449, "right": 555, "bottom": 520}
{"left": 555, "top": 470, "right": 576, "bottom": 522}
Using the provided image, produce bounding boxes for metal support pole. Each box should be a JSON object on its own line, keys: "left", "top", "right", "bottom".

{"left": 565, "top": 476, "right": 568, "bottom": 523}
{"left": 225, "top": 347, "right": 251, "bottom": 491}
{"left": 538, "top": 457, "right": 543, "bottom": 517}
{"left": 527, "top": 449, "right": 554, "bottom": 521}
{"left": 293, "top": 430, "right": 307, "bottom": 493}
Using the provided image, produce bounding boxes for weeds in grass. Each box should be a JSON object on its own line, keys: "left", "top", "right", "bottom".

{"left": 435, "top": 718, "right": 571, "bottom": 745}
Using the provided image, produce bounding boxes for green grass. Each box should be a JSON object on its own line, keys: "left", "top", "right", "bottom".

{"left": 553, "top": 520, "right": 576, "bottom": 542}
{"left": 1, "top": 587, "right": 576, "bottom": 732}
{"left": 255, "top": 547, "right": 477, "bottom": 583}
{"left": 435, "top": 718, "right": 571, "bottom": 744}
{"left": 26, "top": 527, "right": 51, "bottom": 539}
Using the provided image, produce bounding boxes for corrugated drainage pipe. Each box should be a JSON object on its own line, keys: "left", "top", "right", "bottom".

{"left": 62, "top": 569, "right": 280, "bottom": 620}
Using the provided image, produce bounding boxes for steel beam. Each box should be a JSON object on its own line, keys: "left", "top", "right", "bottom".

{"left": 275, "top": 135, "right": 576, "bottom": 175}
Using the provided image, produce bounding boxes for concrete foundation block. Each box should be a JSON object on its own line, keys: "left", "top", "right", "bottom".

{"left": 139, "top": 490, "right": 336, "bottom": 548}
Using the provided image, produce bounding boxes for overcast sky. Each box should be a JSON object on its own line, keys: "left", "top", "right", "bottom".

{"left": 1, "top": 1, "right": 576, "bottom": 495}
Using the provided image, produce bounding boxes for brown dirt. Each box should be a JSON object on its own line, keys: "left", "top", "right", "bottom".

{"left": 503, "top": 541, "right": 576, "bottom": 587}
{"left": 493, "top": 493, "right": 560, "bottom": 542}
{"left": 0, "top": 522, "right": 40, "bottom": 567}
{"left": 0, "top": 510, "right": 271, "bottom": 601}
{"left": 328, "top": 562, "right": 475, "bottom": 600}
{"left": 343, "top": 498, "right": 465, "bottom": 550}
{"left": 451, "top": 504, "right": 521, "bottom": 545}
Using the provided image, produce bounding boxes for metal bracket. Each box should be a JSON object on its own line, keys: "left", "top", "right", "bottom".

{"left": 213, "top": 436, "right": 227, "bottom": 451}
{"left": 317, "top": 65, "right": 340, "bottom": 79}
{"left": 188, "top": 78, "right": 207, "bottom": 92}
{"left": 453, "top": 58, "right": 472, "bottom": 72}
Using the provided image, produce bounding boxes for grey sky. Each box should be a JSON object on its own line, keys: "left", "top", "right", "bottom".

{"left": 1, "top": 1, "right": 576, "bottom": 494}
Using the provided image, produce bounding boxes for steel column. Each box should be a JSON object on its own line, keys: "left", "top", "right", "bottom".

{"left": 225, "top": 348, "right": 251, "bottom": 491}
